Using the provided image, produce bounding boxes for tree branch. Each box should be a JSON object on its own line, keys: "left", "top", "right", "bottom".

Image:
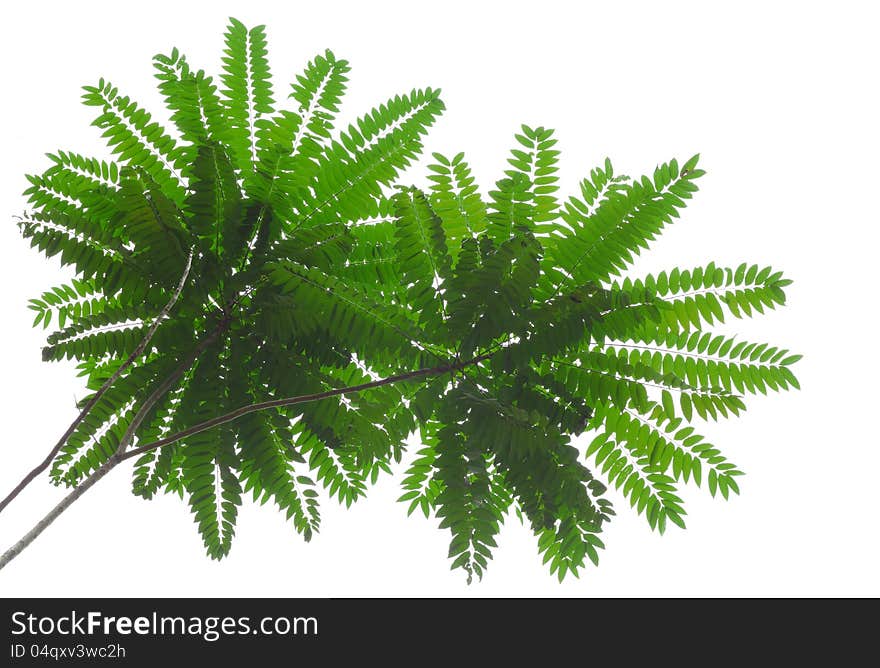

{"left": 113, "top": 320, "right": 225, "bottom": 460}
{"left": 0, "top": 459, "right": 115, "bottom": 570}
{"left": 0, "top": 350, "right": 492, "bottom": 571}
{"left": 0, "top": 250, "right": 194, "bottom": 515}
{"left": 121, "top": 351, "right": 493, "bottom": 462}
{"left": 0, "top": 322, "right": 225, "bottom": 571}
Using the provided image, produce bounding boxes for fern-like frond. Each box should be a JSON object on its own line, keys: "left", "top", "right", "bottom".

{"left": 392, "top": 187, "right": 450, "bottom": 328}
{"left": 596, "top": 331, "right": 799, "bottom": 418}
{"left": 82, "top": 79, "right": 187, "bottom": 205}
{"left": 51, "top": 356, "right": 173, "bottom": 485}
{"left": 398, "top": 421, "right": 443, "bottom": 519}
{"left": 427, "top": 152, "right": 487, "bottom": 260}
{"left": 295, "top": 88, "right": 444, "bottom": 227}
{"left": 18, "top": 215, "right": 153, "bottom": 307}
{"left": 219, "top": 18, "right": 275, "bottom": 174}
{"left": 131, "top": 380, "right": 188, "bottom": 499}
{"left": 585, "top": 403, "right": 686, "bottom": 533}
{"left": 504, "top": 125, "right": 562, "bottom": 235}
{"left": 44, "top": 150, "right": 120, "bottom": 189}
{"left": 445, "top": 229, "right": 543, "bottom": 355}
{"left": 23, "top": 172, "right": 117, "bottom": 247}
{"left": 432, "top": 416, "right": 503, "bottom": 584}
{"left": 154, "top": 48, "right": 228, "bottom": 149}
{"left": 186, "top": 143, "right": 242, "bottom": 259}
{"left": 617, "top": 262, "right": 791, "bottom": 330}
{"left": 237, "top": 407, "right": 321, "bottom": 540}
{"left": 27, "top": 278, "right": 102, "bottom": 329}
{"left": 547, "top": 155, "right": 704, "bottom": 296}
{"left": 462, "top": 388, "right": 609, "bottom": 580}
{"left": 187, "top": 439, "right": 241, "bottom": 560}
{"left": 337, "top": 211, "right": 401, "bottom": 293}
{"left": 269, "top": 222, "right": 352, "bottom": 271}
{"left": 625, "top": 403, "right": 743, "bottom": 498}
{"left": 114, "top": 168, "right": 189, "bottom": 285}
{"left": 245, "top": 51, "right": 350, "bottom": 235}
{"left": 265, "top": 261, "right": 427, "bottom": 364}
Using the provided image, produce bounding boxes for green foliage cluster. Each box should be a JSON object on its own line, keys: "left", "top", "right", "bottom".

{"left": 17, "top": 18, "right": 798, "bottom": 581}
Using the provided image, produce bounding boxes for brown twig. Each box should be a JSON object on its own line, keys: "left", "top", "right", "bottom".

{"left": 121, "top": 351, "right": 493, "bottom": 462}
{"left": 0, "top": 250, "right": 194, "bottom": 515}
{"left": 0, "top": 350, "right": 493, "bottom": 571}
{"left": 114, "top": 319, "right": 226, "bottom": 460}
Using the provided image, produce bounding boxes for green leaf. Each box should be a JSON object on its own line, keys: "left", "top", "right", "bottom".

{"left": 661, "top": 390, "right": 675, "bottom": 419}
{"left": 680, "top": 393, "right": 693, "bottom": 421}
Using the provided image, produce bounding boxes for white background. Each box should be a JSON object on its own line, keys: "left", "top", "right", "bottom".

{"left": 1, "top": 0, "right": 877, "bottom": 597}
